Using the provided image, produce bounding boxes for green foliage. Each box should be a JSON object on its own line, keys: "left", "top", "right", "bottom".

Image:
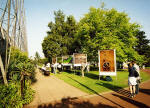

{"left": 0, "top": 83, "right": 23, "bottom": 108}
{"left": 57, "top": 57, "right": 62, "bottom": 63}
{"left": 1, "top": 47, "right": 36, "bottom": 107}
{"left": 0, "top": 81, "right": 35, "bottom": 107}
{"left": 22, "top": 81, "right": 35, "bottom": 105}
{"left": 76, "top": 7, "right": 142, "bottom": 63}
{"left": 135, "top": 31, "right": 150, "bottom": 66}
{"left": 42, "top": 10, "right": 78, "bottom": 60}
{"left": 8, "top": 47, "right": 36, "bottom": 83}
{"left": 34, "top": 51, "right": 42, "bottom": 65}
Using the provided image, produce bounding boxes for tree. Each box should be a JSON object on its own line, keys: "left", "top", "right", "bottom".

{"left": 76, "top": 7, "right": 142, "bottom": 63}
{"left": 135, "top": 31, "right": 150, "bottom": 66}
{"left": 42, "top": 10, "right": 77, "bottom": 60}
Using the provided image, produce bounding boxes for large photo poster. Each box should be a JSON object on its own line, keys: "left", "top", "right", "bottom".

{"left": 62, "top": 55, "right": 73, "bottom": 64}
{"left": 98, "top": 49, "right": 116, "bottom": 76}
{"left": 73, "top": 53, "right": 87, "bottom": 66}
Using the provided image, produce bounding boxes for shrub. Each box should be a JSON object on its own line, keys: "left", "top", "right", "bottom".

{"left": 0, "top": 83, "right": 23, "bottom": 108}
{"left": 8, "top": 47, "right": 36, "bottom": 83}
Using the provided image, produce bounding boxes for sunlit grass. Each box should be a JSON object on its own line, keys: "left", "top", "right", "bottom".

{"left": 55, "top": 69, "right": 150, "bottom": 94}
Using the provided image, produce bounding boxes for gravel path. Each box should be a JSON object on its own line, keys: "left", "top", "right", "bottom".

{"left": 24, "top": 69, "right": 88, "bottom": 108}
{"left": 25, "top": 69, "right": 150, "bottom": 108}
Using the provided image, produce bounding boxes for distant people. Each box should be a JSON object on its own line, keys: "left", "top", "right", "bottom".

{"left": 128, "top": 62, "right": 137, "bottom": 98}
{"left": 46, "top": 63, "right": 50, "bottom": 71}
{"left": 58, "top": 63, "right": 62, "bottom": 73}
{"left": 51, "top": 63, "right": 55, "bottom": 73}
{"left": 132, "top": 61, "right": 140, "bottom": 95}
{"left": 142, "top": 65, "right": 145, "bottom": 69}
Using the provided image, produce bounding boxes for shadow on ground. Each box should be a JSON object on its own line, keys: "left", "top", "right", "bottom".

{"left": 96, "top": 83, "right": 130, "bottom": 97}
{"left": 139, "top": 88, "right": 150, "bottom": 95}
{"left": 66, "top": 76, "right": 124, "bottom": 108}
{"left": 112, "top": 94, "right": 150, "bottom": 108}
{"left": 38, "top": 97, "right": 116, "bottom": 108}
{"left": 85, "top": 72, "right": 99, "bottom": 79}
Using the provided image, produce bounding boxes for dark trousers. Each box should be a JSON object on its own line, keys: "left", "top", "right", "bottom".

{"left": 135, "top": 83, "right": 139, "bottom": 94}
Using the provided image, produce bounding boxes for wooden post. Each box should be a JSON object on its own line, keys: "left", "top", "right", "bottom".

{"left": 81, "top": 64, "right": 85, "bottom": 77}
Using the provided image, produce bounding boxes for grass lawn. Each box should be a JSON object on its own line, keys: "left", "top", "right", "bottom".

{"left": 55, "top": 69, "right": 150, "bottom": 94}
{"left": 146, "top": 67, "right": 150, "bottom": 69}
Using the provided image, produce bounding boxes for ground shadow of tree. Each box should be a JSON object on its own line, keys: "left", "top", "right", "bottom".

{"left": 112, "top": 94, "right": 150, "bottom": 108}
{"left": 85, "top": 72, "right": 99, "bottom": 79}
{"left": 38, "top": 97, "right": 116, "bottom": 108}
{"left": 66, "top": 76, "right": 124, "bottom": 108}
{"left": 96, "top": 82, "right": 130, "bottom": 97}
{"left": 139, "top": 88, "right": 150, "bottom": 95}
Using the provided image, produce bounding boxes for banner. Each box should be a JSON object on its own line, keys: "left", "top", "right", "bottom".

{"left": 73, "top": 53, "right": 87, "bottom": 66}
{"left": 98, "top": 49, "right": 116, "bottom": 76}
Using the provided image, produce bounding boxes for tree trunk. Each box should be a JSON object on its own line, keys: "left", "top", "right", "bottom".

{"left": 0, "top": 54, "right": 8, "bottom": 85}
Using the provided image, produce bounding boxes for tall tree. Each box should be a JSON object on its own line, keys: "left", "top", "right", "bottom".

{"left": 42, "top": 10, "right": 77, "bottom": 60}
{"left": 135, "top": 31, "right": 150, "bottom": 66}
{"left": 76, "top": 7, "right": 142, "bottom": 63}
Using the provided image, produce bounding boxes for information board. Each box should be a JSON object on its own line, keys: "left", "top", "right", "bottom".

{"left": 73, "top": 53, "right": 87, "bottom": 66}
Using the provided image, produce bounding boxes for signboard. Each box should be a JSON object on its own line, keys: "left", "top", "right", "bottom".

{"left": 73, "top": 53, "right": 87, "bottom": 66}
{"left": 62, "top": 55, "right": 73, "bottom": 64}
{"left": 52, "top": 57, "right": 57, "bottom": 64}
{"left": 98, "top": 49, "right": 116, "bottom": 76}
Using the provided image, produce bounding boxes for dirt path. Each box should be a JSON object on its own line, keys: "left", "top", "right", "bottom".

{"left": 25, "top": 69, "right": 150, "bottom": 108}
{"left": 24, "top": 69, "right": 88, "bottom": 108}
{"left": 36, "top": 80, "right": 150, "bottom": 108}
{"left": 36, "top": 69, "right": 150, "bottom": 108}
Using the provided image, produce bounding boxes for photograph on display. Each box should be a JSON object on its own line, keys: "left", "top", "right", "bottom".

{"left": 73, "top": 53, "right": 87, "bottom": 65}
{"left": 99, "top": 50, "right": 116, "bottom": 76}
{"left": 62, "top": 55, "right": 73, "bottom": 64}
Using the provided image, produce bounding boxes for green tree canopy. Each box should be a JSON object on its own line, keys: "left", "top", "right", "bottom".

{"left": 76, "top": 7, "right": 142, "bottom": 63}
{"left": 42, "top": 10, "right": 77, "bottom": 60}
{"left": 135, "top": 31, "right": 150, "bottom": 66}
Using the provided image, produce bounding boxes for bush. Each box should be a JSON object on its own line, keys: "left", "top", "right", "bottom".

{"left": 8, "top": 47, "right": 36, "bottom": 83}
{"left": 0, "top": 81, "right": 35, "bottom": 107}
{"left": 22, "top": 81, "right": 35, "bottom": 105}
{"left": 0, "top": 47, "right": 36, "bottom": 107}
{"left": 0, "top": 83, "right": 23, "bottom": 108}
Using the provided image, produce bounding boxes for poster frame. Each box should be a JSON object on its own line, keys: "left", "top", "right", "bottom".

{"left": 98, "top": 49, "right": 116, "bottom": 76}
{"left": 73, "top": 53, "right": 87, "bottom": 67}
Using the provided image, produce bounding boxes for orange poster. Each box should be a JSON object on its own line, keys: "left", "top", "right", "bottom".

{"left": 99, "top": 50, "right": 116, "bottom": 76}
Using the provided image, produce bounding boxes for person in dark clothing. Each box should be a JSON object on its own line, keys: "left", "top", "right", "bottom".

{"left": 128, "top": 62, "right": 137, "bottom": 98}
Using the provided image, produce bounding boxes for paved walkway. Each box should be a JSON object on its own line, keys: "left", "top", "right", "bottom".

{"left": 24, "top": 69, "right": 88, "bottom": 108}
{"left": 31, "top": 80, "right": 150, "bottom": 108}
{"left": 25, "top": 69, "right": 150, "bottom": 108}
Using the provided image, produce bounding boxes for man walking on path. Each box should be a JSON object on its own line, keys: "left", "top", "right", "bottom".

{"left": 132, "top": 61, "right": 141, "bottom": 95}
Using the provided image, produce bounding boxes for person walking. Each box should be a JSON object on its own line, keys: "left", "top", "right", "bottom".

{"left": 128, "top": 62, "right": 137, "bottom": 98}
{"left": 132, "top": 61, "right": 140, "bottom": 95}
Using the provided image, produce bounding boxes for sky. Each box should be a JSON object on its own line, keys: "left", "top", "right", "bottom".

{"left": 24, "top": 0, "right": 150, "bottom": 58}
